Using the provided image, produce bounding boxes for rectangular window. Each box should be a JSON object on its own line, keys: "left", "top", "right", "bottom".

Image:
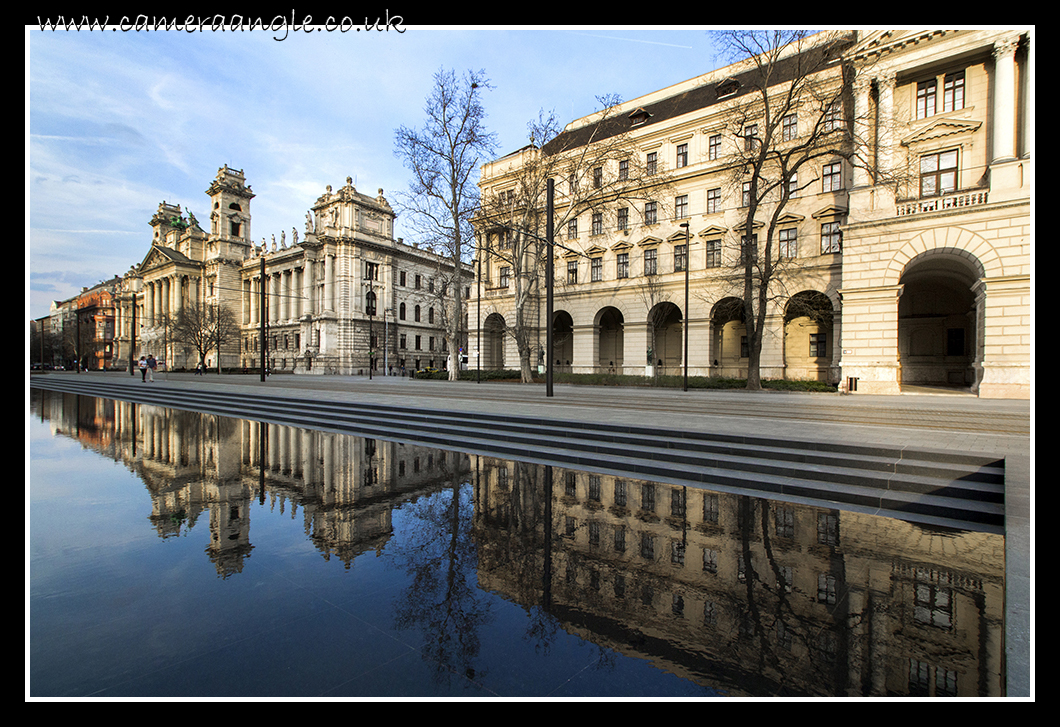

{"left": 592, "top": 212, "right": 602, "bottom": 236}
{"left": 646, "top": 151, "right": 657, "bottom": 175}
{"left": 810, "top": 333, "right": 827, "bottom": 357}
{"left": 567, "top": 259, "right": 578, "bottom": 284}
{"left": 705, "top": 240, "right": 722, "bottom": 268}
{"left": 614, "top": 479, "right": 627, "bottom": 507}
{"left": 779, "top": 228, "right": 797, "bottom": 258}
{"left": 593, "top": 166, "right": 603, "bottom": 188}
{"left": 703, "top": 493, "right": 719, "bottom": 523}
{"left": 674, "top": 244, "right": 687, "bottom": 272}
{"left": 943, "top": 71, "right": 965, "bottom": 112}
{"left": 741, "top": 234, "right": 757, "bottom": 264}
{"left": 567, "top": 218, "right": 577, "bottom": 240}
{"left": 399, "top": 271, "right": 406, "bottom": 286}
{"left": 617, "top": 253, "right": 629, "bottom": 279}
{"left": 499, "top": 266, "right": 510, "bottom": 287}
{"left": 776, "top": 507, "right": 795, "bottom": 538}
{"left": 742, "top": 181, "right": 752, "bottom": 207}
{"left": 363, "top": 261, "right": 379, "bottom": 280}
{"left": 674, "top": 194, "right": 688, "bottom": 219}
{"left": 823, "top": 100, "right": 842, "bottom": 132}
{"left": 644, "top": 248, "right": 657, "bottom": 276}
{"left": 787, "top": 172, "right": 799, "bottom": 198}
{"left": 920, "top": 149, "right": 958, "bottom": 197}
{"left": 415, "top": 335, "right": 422, "bottom": 351}
{"left": 399, "top": 334, "right": 407, "bottom": 349}
{"left": 744, "top": 124, "right": 759, "bottom": 151}
{"left": 708, "top": 134, "right": 721, "bottom": 161}
{"left": 676, "top": 143, "right": 688, "bottom": 168}
{"left": 821, "top": 222, "right": 842, "bottom": 254}
{"left": 707, "top": 188, "right": 721, "bottom": 214}
{"left": 617, "top": 207, "right": 628, "bottom": 231}
{"left": 591, "top": 257, "right": 602, "bottom": 282}
{"left": 618, "top": 159, "right": 629, "bottom": 180}
{"left": 823, "top": 162, "right": 842, "bottom": 192}
{"left": 782, "top": 113, "right": 797, "bottom": 141}
{"left": 917, "top": 79, "right": 937, "bottom": 119}
{"left": 644, "top": 201, "right": 657, "bottom": 225}
{"left": 415, "top": 274, "right": 422, "bottom": 289}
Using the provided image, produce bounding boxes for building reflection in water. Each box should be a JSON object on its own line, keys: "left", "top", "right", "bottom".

{"left": 31, "top": 389, "right": 1005, "bottom": 697}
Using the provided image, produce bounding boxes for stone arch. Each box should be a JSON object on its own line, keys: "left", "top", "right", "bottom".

{"left": 897, "top": 249, "right": 981, "bottom": 388}
{"left": 482, "top": 311, "right": 507, "bottom": 370}
{"left": 710, "top": 297, "right": 746, "bottom": 375}
{"left": 595, "top": 306, "right": 624, "bottom": 373}
{"left": 647, "top": 301, "right": 683, "bottom": 374}
{"left": 783, "top": 290, "right": 836, "bottom": 382}
{"left": 883, "top": 227, "right": 1000, "bottom": 288}
{"left": 552, "top": 309, "right": 574, "bottom": 372}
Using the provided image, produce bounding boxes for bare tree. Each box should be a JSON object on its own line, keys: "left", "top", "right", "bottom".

{"left": 476, "top": 98, "right": 675, "bottom": 383}
{"left": 710, "top": 29, "right": 862, "bottom": 390}
{"left": 394, "top": 68, "right": 497, "bottom": 381}
{"left": 171, "top": 301, "right": 239, "bottom": 373}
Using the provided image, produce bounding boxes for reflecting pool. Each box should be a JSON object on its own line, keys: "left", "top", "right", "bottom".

{"left": 28, "top": 389, "right": 1006, "bottom": 698}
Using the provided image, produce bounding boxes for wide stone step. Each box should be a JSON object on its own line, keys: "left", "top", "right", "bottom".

{"left": 30, "top": 377, "right": 1006, "bottom": 532}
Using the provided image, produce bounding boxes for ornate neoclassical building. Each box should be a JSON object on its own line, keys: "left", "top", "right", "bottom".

{"left": 112, "top": 166, "right": 466, "bottom": 375}
{"left": 469, "top": 29, "right": 1031, "bottom": 398}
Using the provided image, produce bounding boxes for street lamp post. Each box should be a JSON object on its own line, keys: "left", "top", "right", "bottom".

{"left": 680, "top": 222, "right": 690, "bottom": 392}
{"left": 546, "top": 178, "right": 554, "bottom": 398}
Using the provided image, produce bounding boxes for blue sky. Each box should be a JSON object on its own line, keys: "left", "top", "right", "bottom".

{"left": 27, "top": 24, "right": 732, "bottom": 320}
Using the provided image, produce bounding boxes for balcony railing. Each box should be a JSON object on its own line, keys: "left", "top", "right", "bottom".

{"left": 896, "top": 187, "right": 989, "bottom": 217}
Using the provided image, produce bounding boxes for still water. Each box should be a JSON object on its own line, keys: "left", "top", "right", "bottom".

{"left": 28, "top": 389, "right": 1005, "bottom": 698}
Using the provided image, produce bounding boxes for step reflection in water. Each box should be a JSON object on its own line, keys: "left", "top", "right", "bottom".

{"left": 30, "top": 389, "right": 1005, "bottom": 697}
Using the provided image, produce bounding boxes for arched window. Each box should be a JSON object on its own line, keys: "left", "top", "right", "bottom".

{"left": 429, "top": 307, "right": 435, "bottom": 324}
{"left": 415, "top": 305, "right": 421, "bottom": 322}
{"left": 365, "top": 291, "right": 377, "bottom": 316}
{"left": 399, "top": 302, "right": 406, "bottom": 320}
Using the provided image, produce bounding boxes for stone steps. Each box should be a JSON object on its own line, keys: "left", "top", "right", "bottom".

{"left": 30, "top": 377, "right": 1006, "bottom": 533}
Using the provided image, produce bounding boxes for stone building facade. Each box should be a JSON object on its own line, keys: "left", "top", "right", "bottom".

{"left": 468, "top": 29, "right": 1031, "bottom": 398}
{"left": 112, "top": 166, "right": 465, "bottom": 375}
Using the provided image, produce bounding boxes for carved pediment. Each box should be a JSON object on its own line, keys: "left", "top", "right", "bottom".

{"left": 812, "top": 205, "right": 848, "bottom": 220}
{"left": 611, "top": 240, "right": 633, "bottom": 252}
{"left": 696, "top": 224, "right": 729, "bottom": 238}
{"left": 637, "top": 236, "right": 663, "bottom": 248}
{"left": 902, "top": 117, "right": 982, "bottom": 148}
{"left": 585, "top": 246, "right": 607, "bottom": 256}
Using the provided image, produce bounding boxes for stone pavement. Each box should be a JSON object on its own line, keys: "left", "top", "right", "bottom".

{"left": 31, "top": 370, "right": 1034, "bottom": 697}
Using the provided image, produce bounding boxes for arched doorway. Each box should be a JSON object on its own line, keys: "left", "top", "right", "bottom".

{"left": 596, "top": 306, "right": 624, "bottom": 374}
{"left": 483, "top": 312, "right": 506, "bottom": 370}
{"left": 784, "top": 291, "right": 835, "bottom": 382}
{"left": 552, "top": 310, "right": 573, "bottom": 372}
{"left": 710, "top": 297, "right": 746, "bottom": 377}
{"left": 648, "top": 301, "right": 682, "bottom": 374}
{"left": 898, "top": 252, "right": 980, "bottom": 388}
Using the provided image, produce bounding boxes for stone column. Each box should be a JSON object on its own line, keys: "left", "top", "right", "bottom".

{"left": 837, "top": 284, "right": 903, "bottom": 395}
{"left": 281, "top": 270, "right": 290, "bottom": 322}
{"left": 852, "top": 75, "right": 873, "bottom": 188}
{"left": 572, "top": 323, "right": 597, "bottom": 374}
{"left": 876, "top": 72, "right": 896, "bottom": 179}
{"left": 303, "top": 261, "right": 315, "bottom": 317}
{"left": 324, "top": 254, "right": 335, "bottom": 313}
{"left": 991, "top": 35, "right": 1020, "bottom": 163}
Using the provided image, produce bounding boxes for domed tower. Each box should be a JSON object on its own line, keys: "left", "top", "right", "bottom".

{"left": 207, "top": 165, "right": 255, "bottom": 261}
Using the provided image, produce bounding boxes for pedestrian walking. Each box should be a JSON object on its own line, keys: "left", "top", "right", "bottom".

{"left": 139, "top": 356, "right": 147, "bottom": 382}
{"left": 147, "top": 354, "right": 156, "bottom": 382}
